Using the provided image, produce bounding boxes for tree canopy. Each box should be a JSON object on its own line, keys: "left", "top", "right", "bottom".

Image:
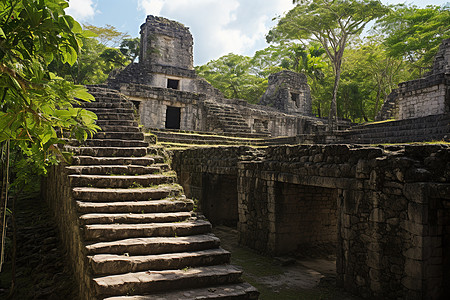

{"left": 195, "top": 2, "right": 448, "bottom": 125}
{"left": 267, "top": 0, "right": 388, "bottom": 129}
{"left": 375, "top": 4, "right": 450, "bottom": 77}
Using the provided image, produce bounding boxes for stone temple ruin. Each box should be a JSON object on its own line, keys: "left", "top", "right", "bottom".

{"left": 43, "top": 15, "right": 449, "bottom": 300}
{"left": 108, "top": 15, "right": 321, "bottom": 138}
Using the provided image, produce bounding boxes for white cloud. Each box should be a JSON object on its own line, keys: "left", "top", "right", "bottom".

{"left": 138, "top": 0, "right": 165, "bottom": 16}
{"left": 65, "top": 0, "right": 96, "bottom": 21}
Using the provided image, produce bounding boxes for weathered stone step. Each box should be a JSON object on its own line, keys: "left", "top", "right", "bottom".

{"left": 89, "top": 248, "right": 230, "bottom": 275}
{"left": 83, "top": 219, "right": 212, "bottom": 242}
{"left": 80, "top": 211, "right": 192, "bottom": 225}
{"left": 69, "top": 174, "right": 176, "bottom": 188}
{"left": 96, "top": 120, "right": 138, "bottom": 127}
{"left": 76, "top": 101, "right": 133, "bottom": 109}
{"left": 71, "top": 139, "right": 148, "bottom": 148}
{"left": 103, "top": 283, "right": 259, "bottom": 300}
{"left": 72, "top": 156, "right": 164, "bottom": 166}
{"left": 76, "top": 199, "right": 194, "bottom": 214}
{"left": 86, "top": 234, "right": 221, "bottom": 256}
{"left": 66, "top": 165, "right": 161, "bottom": 176}
{"left": 94, "top": 132, "right": 144, "bottom": 140}
{"left": 95, "top": 112, "right": 135, "bottom": 121}
{"left": 72, "top": 185, "right": 182, "bottom": 201}
{"left": 68, "top": 146, "right": 148, "bottom": 157}
{"left": 85, "top": 107, "right": 135, "bottom": 114}
{"left": 93, "top": 265, "right": 243, "bottom": 297}
{"left": 98, "top": 125, "right": 140, "bottom": 133}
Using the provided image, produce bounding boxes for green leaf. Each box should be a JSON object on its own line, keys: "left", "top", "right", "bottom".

{"left": 0, "top": 27, "right": 5, "bottom": 39}
{"left": 72, "top": 86, "right": 95, "bottom": 101}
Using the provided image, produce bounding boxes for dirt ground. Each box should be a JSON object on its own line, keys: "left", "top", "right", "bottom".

{"left": 212, "top": 226, "right": 361, "bottom": 300}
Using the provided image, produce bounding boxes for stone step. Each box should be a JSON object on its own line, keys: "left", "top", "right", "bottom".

{"left": 72, "top": 156, "right": 164, "bottom": 166}
{"left": 83, "top": 220, "right": 212, "bottom": 242}
{"left": 72, "top": 185, "right": 182, "bottom": 202}
{"left": 103, "top": 283, "right": 259, "bottom": 300}
{"left": 98, "top": 125, "right": 141, "bottom": 133}
{"left": 76, "top": 199, "right": 194, "bottom": 214}
{"left": 96, "top": 120, "right": 138, "bottom": 127}
{"left": 95, "top": 112, "right": 135, "bottom": 121}
{"left": 94, "top": 132, "right": 144, "bottom": 140}
{"left": 69, "top": 139, "right": 148, "bottom": 148}
{"left": 93, "top": 265, "right": 243, "bottom": 298}
{"left": 80, "top": 212, "right": 192, "bottom": 225}
{"left": 69, "top": 174, "right": 176, "bottom": 188}
{"left": 66, "top": 165, "right": 161, "bottom": 176}
{"left": 86, "top": 234, "right": 221, "bottom": 256}
{"left": 68, "top": 146, "right": 148, "bottom": 157}
{"left": 89, "top": 248, "right": 230, "bottom": 275}
{"left": 86, "top": 107, "right": 135, "bottom": 114}
{"left": 77, "top": 101, "right": 134, "bottom": 109}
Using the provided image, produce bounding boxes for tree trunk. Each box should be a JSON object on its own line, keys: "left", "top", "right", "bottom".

{"left": 328, "top": 63, "right": 341, "bottom": 132}
{"left": 0, "top": 140, "right": 10, "bottom": 272}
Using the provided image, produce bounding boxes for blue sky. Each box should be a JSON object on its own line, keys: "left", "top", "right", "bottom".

{"left": 66, "top": 0, "right": 448, "bottom": 66}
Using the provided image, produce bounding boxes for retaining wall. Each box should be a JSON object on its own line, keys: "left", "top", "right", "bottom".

{"left": 172, "top": 144, "right": 450, "bottom": 299}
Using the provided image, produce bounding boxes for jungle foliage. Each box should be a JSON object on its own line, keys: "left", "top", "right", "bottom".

{"left": 196, "top": 1, "right": 450, "bottom": 124}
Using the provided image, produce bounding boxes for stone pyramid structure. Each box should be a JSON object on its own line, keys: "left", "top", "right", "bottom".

{"left": 44, "top": 86, "right": 258, "bottom": 299}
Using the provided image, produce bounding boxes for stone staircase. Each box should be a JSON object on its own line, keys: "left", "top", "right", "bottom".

{"left": 203, "top": 100, "right": 269, "bottom": 138}
{"left": 338, "top": 114, "right": 450, "bottom": 144}
{"left": 62, "top": 86, "right": 259, "bottom": 299}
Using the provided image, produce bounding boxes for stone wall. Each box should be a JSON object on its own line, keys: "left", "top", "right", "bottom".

{"left": 172, "top": 146, "right": 256, "bottom": 226}
{"left": 41, "top": 163, "right": 94, "bottom": 299}
{"left": 119, "top": 83, "right": 205, "bottom": 131}
{"left": 398, "top": 79, "right": 448, "bottom": 119}
{"left": 140, "top": 15, "right": 193, "bottom": 70}
{"left": 171, "top": 144, "right": 450, "bottom": 299}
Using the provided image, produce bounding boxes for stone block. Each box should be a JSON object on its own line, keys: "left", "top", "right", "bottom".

{"left": 408, "top": 202, "right": 428, "bottom": 224}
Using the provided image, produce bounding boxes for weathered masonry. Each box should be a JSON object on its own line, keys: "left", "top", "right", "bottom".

{"left": 108, "top": 15, "right": 325, "bottom": 138}
{"left": 172, "top": 144, "right": 450, "bottom": 299}
{"left": 377, "top": 38, "right": 450, "bottom": 121}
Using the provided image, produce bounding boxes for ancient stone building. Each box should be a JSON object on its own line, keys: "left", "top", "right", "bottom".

{"left": 107, "top": 15, "right": 322, "bottom": 137}
{"left": 259, "top": 70, "right": 313, "bottom": 115}
{"left": 377, "top": 38, "right": 450, "bottom": 120}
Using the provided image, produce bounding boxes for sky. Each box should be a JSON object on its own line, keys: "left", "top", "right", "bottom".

{"left": 66, "top": 0, "right": 448, "bottom": 66}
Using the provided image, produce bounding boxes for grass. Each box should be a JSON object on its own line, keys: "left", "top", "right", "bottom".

{"left": 372, "top": 140, "right": 450, "bottom": 146}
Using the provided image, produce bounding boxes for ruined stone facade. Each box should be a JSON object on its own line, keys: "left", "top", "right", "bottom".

{"left": 378, "top": 38, "right": 450, "bottom": 120}
{"left": 259, "top": 70, "right": 313, "bottom": 115}
{"left": 108, "top": 15, "right": 321, "bottom": 137}
{"left": 172, "top": 144, "right": 450, "bottom": 300}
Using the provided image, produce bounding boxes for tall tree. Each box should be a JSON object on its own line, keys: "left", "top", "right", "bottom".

{"left": 267, "top": 0, "right": 388, "bottom": 130}
{"left": 375, "top": 4, "right": 450, "bottom": 77}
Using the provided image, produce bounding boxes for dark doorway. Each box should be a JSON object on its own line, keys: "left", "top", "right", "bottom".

{"left": 167, "top": 79, "right": 180, "bottom": 90}
{"left": 165, "top": 106, "right": 181, "bottom": 129}
{"left": 291, "top": 92, "right": 299, "bottom": 107}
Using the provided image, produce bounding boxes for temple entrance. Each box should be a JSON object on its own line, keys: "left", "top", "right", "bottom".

{"left": 165, "top": 106, "right": 181, "bottom": 129}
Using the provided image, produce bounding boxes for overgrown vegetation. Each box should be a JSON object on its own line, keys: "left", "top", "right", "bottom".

{"left": 0, "top": 0, "right": 107, "bottom": 296}
{"left": 196, "top": 1, "right": 450, "bottom": 125}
